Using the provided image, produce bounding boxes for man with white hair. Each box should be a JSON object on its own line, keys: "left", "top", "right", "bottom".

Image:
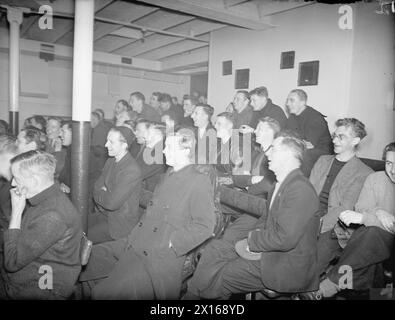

{"left": 0, "top": 150, "right": 83, "bottom": 299}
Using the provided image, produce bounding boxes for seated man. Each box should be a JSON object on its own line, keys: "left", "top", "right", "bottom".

{"left": 191, "top": 104, "right": 217, "bottom": 165}
{"left": 309, "top": 118, "right": 373, "bottom": 235}
{"left": 285, "top": 89, "right": 333, "bottom": 176}
{"left": 240, "top": 86, "right": 287, "bottom": 132}
{"left": 231, "top": 90, "right": 254, "bottom": 130}
{"left": 0, "top": 150, "right": 82, "bottom": 299}
{"left": 45, "top": 117, "right": 62, "bottom": 154}
{"left": 17, "top": 126, "right": 47, "bottom": 153}
{"left": 80, "top": 129, "right": 216, "bottom": 299}
{"left": 0, "top": 120, "right": 10, "bottom": 135}
{"left": 184, "top": 132, "right": 320, "bottom": 299}
{"left": 91, "top": 111, "right": 112, "bottom": 149}
{"left": 0, "top": 135, "right": 19, "bottom": 248}
{"left": 214, "top": 112, "right": 251, "bottom": 177}
{"left": 135, "top": 121, "right": 167, "bottom": 192}
{"left": 129, "top": 91, "right": 160, "bottom": 123}
{"left": 221, "top": 116, "right": 279, "bottom": 197}
{"left": 159, "top": 93, "right": 184, "bottom": 120}
{"left": 58, "top": 121, "right": 72, "bottom": 194}
{"left": 300, "top": 142, "right": 395, "bottom": 299}
{"left": 88, "top": 127, "right": 142, "bottom": 244}
{"left": 113, "top": 99, "right": 131, "bottom": 124}
{"left": 149, "top": 92, "right": 162, "bottom": 115}
{"left": 181, "top": 95, "right": 197, "bottom": 128}
{"left": 161, "top": 110, "right": 181, "bottom": 133}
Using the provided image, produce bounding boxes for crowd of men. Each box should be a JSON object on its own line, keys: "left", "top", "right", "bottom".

{"left": 0, "top": 87, "right": 393, "bottom": 300}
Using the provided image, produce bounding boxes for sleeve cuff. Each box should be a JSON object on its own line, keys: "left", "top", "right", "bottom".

{"left": 3, "top": 228, "right": 21, "bottom": 243}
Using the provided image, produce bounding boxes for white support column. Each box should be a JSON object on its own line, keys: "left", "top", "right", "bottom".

{"left": 6, "top": 7, "right": 23, "bottom": 135}
{"left": 71, "top": 0, "right": 95, "bottom": 232}
{"left": 72, "top": 0, "right": 94, "bottom": 122}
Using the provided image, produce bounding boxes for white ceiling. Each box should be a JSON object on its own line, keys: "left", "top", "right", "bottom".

{"left": 0, "top": 0, "right": 314, "bottom": 74}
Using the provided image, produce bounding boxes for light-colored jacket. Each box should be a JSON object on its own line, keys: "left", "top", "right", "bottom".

{"left": 309, "top": 155, "right": 373, "bottom": 233}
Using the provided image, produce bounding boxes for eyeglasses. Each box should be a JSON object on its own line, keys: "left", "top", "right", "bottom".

{"left": 331, "top": 133, "right": 348, "bottom": 141}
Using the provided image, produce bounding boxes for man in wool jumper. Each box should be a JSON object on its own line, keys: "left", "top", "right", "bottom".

{"left": 0, "top": 150, "right": 83, "bottom": 299}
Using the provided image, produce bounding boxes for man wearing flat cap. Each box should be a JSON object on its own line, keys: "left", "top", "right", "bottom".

{"left": 88, "top": 126, "right": 142, "bottom": 244}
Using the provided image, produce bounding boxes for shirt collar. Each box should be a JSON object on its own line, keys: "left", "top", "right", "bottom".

{"left": 28, "top": 183, "right": 59, "bottom": 207}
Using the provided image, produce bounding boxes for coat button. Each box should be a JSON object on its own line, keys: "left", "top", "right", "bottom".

{"left": 138, "top": 222, "right": 143, "bottom": 227}
{"left": 153, "top": 227, "right": 158, "bottom": 232}
{"left": 143, "top": 251, "right": 148, "bottom": 256}
{"left": 148, "top": 200, "right": 153, "bottom": 206}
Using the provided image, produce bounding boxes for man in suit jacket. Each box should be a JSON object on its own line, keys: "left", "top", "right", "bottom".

{"left": 184, "top": 132, "right": 320, "bottom": 299}
{"left": 307, "top": 118, "right": 374, "bottom": 297}
{"left": 88, "top": 127, "right": 142, "bottom": 244}
{"left": 309, "top": 118, "right": 373, "bottom": 235}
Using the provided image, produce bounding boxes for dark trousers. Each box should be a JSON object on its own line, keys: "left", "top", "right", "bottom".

{"left": 80, "top": 238, "right": 185, "bottom": 300}
{"left": 317, "top": 226, "right": 394, "bottom": 291}
{"left": 88, "top": 212, "right": 113, "bottom": 244}
{"left": 187, "top": 214, "right": 264, "bottom": 299}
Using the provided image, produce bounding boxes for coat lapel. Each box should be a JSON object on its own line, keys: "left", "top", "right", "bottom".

{"left": 268, "top": 169, "right": 303, "bottom": 212}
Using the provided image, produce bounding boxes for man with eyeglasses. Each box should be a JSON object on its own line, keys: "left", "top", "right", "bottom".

{"left": 298, "top": 141, "right": 395, "bottom": 300}
{"left": 303, "top": 118, "right": 373, "bottom": 298}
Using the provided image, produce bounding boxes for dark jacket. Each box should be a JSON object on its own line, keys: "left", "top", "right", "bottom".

{"left": 180, "top": 116, "right": 195, "bottom": 128}
{"left": 250, "top": 99, "right": 287, "bottom": 129}
{"left": 58, "top": 146, "right": 71, "bottom": 188}
{"left": 91, "top": 120, "right": 111, "bottom": 148}
{"left": 93, "top": 152, "right": 142, "bottom": 239}
{"left": 232, "top": 149, "right": 276, "bottom": 196}
{"left": 248, "top": 169, "right": 321, "bottom": 293}
{"left": 286, "top": 106, "right": 332, "bottom": 154}
{"left": 126, "top": 164, "right": 216, "bottom": 298}
{"left": 232, "top": 105, "right": 254, "bottom": 129}
{"left": 135, "top": 142, "right": 167, "bottom": 192}
{"left": 140, "top": 104, "right": 161, "bottom": 122}
{"left": 195, "top": 124, "right": 217, "bottom": 165}
{"left": 2, "top": 183, "right": 82, "bottom": 299}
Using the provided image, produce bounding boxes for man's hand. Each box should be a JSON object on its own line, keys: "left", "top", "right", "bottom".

{"left": 376, "top": 209, "right": 395, "bottom": 234}
{"left": 239, "top": 125, "right": 254, "bottom": 134}
{"left": 218, "top": 176, "right": 233, "bottom": 185}
{"left": 101, "top": 185, "right": 107, "bottom": 192}
{"left": 339, "top": 210, "right": 363, "bottom": 226}
{"left": 9, "top": 187, "right": 27, "bottom": 229}
{"left": 251, "top": 176, "right": 264, "bottom": 184}
{"left": 60, "top": 183, "right": 70, "bottom": 194}
{"left": 303, "top": 140, "right": 314, "bottom": 149}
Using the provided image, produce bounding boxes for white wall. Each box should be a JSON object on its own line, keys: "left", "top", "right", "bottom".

{"left": 347, "top": 3, "right": 395, "bottom": 158}
{"left": 0, "top": 44, "right": 190, "bottom": 126}
{"left": 207, "top": 3, "right": 394, "bottom": 159}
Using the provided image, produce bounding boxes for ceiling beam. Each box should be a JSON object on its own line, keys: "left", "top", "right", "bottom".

{"left": 53, "top": 0, "right": 116, "bottom": 43}
{"left": 161, "top": 46, "right": 208, "bottom": 71}
{"left": 108, "top": 15, "right": 196, "bottom": 54}
{"left": 136, "top": 0, "right": 273, "bottom": 30}
{"left": 26, "top": 9, "right": 209, "bottom": 44}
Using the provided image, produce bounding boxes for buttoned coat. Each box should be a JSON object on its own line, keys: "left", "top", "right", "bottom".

{"left": 86, "top": 165, "right": 217, "bottom": 299}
